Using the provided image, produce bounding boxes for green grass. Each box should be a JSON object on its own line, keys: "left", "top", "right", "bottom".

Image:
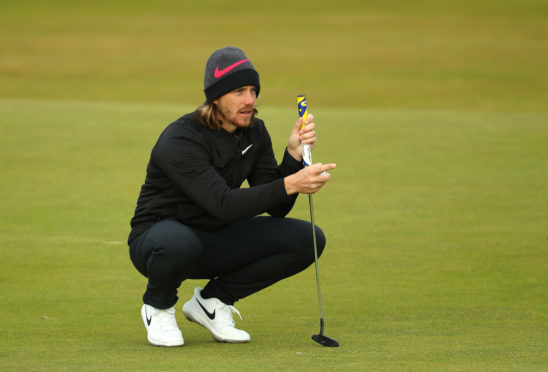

{"left": 1, "top": 0, "right": 547, "bottom": 370}
{"left": 1, "top": 99, "right": 546, "bottom": 370}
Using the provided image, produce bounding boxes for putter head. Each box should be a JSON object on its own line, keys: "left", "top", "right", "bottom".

{"left": 312, "top": 334, "right": 339, "bottom": 347}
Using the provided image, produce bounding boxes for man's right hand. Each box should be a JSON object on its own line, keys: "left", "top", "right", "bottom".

{"left": 284, "top": 163, "right": 337, "bottom": 195}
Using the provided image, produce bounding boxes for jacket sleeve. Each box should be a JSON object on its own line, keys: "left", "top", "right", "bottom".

{"left": 153, "top": 128, "right": 293, "bottom": 225}
{"left": 247, "top": 128, "right": 303, "bottom": 217}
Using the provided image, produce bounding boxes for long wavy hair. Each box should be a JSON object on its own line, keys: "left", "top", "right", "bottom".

{"left": 194, "top": 102, "right": 258, "bottom": 130}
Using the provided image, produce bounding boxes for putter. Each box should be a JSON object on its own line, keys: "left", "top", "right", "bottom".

{"left": 298, "top": 95, "right": 339, "bottom": 347}
{"left": 308, "top": 194, "right": 339, "bottom": 347}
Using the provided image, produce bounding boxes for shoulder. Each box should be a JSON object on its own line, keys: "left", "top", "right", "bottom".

{"left": 158, "top": 113, "right": 208, "bottom": 144}
{"left": 153, "top": 113, "right": 210, "bottom": 158}
{"left": 162, "top": 113, "right": 200, "bottom": 135}
{"left": 248, "top": 117, "right": 272, "bottom": 146}
{"left": 252, "top": 117, "right": 266, "bottom": 131}
{"left": 248, "top": 117, "right": 269, "bottom": 138}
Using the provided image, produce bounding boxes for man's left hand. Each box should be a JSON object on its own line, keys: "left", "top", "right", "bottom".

{"left": 287, "top": 113, "right": 317, "bottom": 161}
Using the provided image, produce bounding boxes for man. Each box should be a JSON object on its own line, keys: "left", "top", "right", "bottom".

{"left": 128, "top": 46, "right": 336, "bottom": 347}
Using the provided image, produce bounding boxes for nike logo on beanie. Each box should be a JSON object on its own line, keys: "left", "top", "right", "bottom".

{"left": 214, "top": 59, "right": 249, "bottom": 78}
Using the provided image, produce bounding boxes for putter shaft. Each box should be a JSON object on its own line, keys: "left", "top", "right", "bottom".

{"left": 309, "top": 194, "right": 324, "bottom": 326}
{"left": 309, "top": 194, "right": 339, "bottom": 347}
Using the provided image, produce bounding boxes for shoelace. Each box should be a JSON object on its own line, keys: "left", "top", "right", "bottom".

{"left": 157, "top": 307, "right": 179, "bottom": 331}
{"left": 217, "top": 305, "right": 243, "bottom": 327}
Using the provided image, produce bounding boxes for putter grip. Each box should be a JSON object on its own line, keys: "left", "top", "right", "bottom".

{"left": 297, "top": 95, "right": 312, "bottom": 167}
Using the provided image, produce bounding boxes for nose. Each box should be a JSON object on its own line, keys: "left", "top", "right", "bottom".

{"left": 244, "top": 93, "right": 255, "bottom": 105}
{"left": 244, "top": 87, "right": 256, "bottom": 105}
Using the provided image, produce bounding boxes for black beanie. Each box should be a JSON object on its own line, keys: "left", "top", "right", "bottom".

{"left": 203, "top": 47, "right": 260, "bottom": 103}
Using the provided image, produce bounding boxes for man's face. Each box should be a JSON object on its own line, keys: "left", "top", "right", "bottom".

{"left": 214, "top": 85, "right": 257, "bottom": 132}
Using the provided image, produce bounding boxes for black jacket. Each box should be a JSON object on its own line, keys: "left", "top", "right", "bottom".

{"left": 128, "top": 112, "right": 302, "bottom": 243}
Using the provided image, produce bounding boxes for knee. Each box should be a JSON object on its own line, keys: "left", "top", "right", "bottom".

{"left": 145, "top": 220, "right": 203, "bottom": 273}
{"left": 292, "top": 222, "right": 326, "bottom": 262}
{"left": 154, "top": 229, "right": 202, "bottom": 265}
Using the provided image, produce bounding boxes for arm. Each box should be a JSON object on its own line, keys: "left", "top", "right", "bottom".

{"left": 153, "top": 128, "right": 290, "bottom": 225}
{"left": 249, "top": 114, "right": 336, "bottom": 208}
{"left": 247, "top": 124, "right": 303, "bottom": 217}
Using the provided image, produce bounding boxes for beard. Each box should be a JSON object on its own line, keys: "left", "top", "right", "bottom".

{"left": 216, "top": 101, "right": 255, "bottom": 129}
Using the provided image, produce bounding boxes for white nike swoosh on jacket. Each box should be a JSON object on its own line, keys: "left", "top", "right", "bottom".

{"left": 241, "top": 144, "right": 253, "bottom": 155}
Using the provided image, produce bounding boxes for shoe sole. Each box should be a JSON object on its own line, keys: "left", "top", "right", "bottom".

{"left": 147, "top": 337, "right": 184, "bottom": 347}
{"left": 183, "top": 302, "right": 249, "bottom": 343}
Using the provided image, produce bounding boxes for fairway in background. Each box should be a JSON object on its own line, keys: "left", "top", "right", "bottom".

{"left": 1, "top": 0, "right": 547, "bottom": 111}
{"left": 1, "top": 0, "right": 547, "bottom": 370}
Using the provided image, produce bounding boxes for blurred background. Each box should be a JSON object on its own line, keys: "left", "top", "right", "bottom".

{"left": 2, "top": 0, "right": 547, "bottom": 111}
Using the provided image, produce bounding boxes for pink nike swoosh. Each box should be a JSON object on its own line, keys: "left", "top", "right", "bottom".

{"left": 214, "top": 58, "right": 249, "bottom": 79}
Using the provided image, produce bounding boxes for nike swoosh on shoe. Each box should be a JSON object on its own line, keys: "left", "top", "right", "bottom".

{"left": 145, "top": 307, "right": 152, "bottom": 326}
{"left": 196, "top": 298, "right": 216, "bottom": 320}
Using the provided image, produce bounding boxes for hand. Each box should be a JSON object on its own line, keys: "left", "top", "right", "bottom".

{"left": 284, "top": 163, "right": 337, "bottom": 195}
{"left": 287, "top": 113, "right": 317, "bottom": 161}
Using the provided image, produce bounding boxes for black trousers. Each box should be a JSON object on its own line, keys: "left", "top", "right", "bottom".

{"left": 129, "top": 216, "right": 325, "bottom": 309}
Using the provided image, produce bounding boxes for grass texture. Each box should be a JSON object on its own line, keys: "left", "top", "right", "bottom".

{"left": 1, "top": 1, "right": 547, "bottom": 371}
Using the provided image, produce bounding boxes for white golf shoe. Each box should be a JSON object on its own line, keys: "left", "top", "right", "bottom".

{"left": 182, "top": 287, "right": 250, "bottom": 343}
{"left": 141, "top": 304, "right": 184, "bottom": 347}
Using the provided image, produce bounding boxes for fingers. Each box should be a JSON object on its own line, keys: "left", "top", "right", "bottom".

{"left": 294, "top": 117, "right": 304, "bottom": 130}
{"left": 299, "top": 113, "right": 314, "bottom": 132}
{"left": 306, "top": 163, "right": 337, "bottom": 192}
{"left": 311, "top": 162, "right": 337, "bottom": 174}
{"left": 299, "top": 113, "right": 316, "bottom": 144}
{"left": 300, "top": 131, "right": 316, "bottom": 145}
{"left": 286, "top": 162, "right": 336, "bottom": 195}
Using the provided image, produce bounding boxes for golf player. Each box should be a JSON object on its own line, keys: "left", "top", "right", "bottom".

{"left": 128, "top": 46, "right": 336, "bottom": 347}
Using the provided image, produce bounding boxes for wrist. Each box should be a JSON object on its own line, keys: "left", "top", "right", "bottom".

{"left": 287, "top": 146, "right": 301, "bottom": 162}
{"left": 284, "top": 174, "right": 298, "bottom": 195}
